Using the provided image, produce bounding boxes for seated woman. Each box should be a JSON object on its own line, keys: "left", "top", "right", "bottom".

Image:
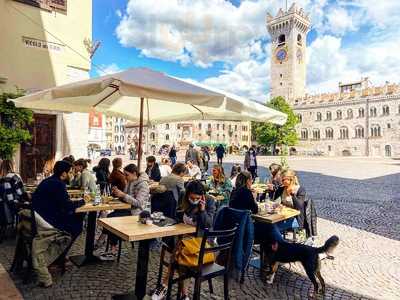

{"left": 266, "top": 163, "right": 283, "bottom": 199}
{"left": 93, "top": 158, "right": 110, "bottom": 194}
{"left": 229, "top": 171, "right": 258, "bottom": 214}
{"left": 228, "top": 171, "right": 282, "bottom": 243}
{"left": 269, "top": 169, "right": 305, "bottom": 236}
{"left": 229, "top": 164, "right": 241, "bottom": 187}
{"left": 152, "top": 180, "right": 216, "bottom": 300}
{"left": 207, "top": 164, "right": 232, "bottom": 206}
{"left": 71, "top": 159, "right": 96, "bottom": 192}
{"left": 97, "top": 164, "right": 150, "bottom": 261}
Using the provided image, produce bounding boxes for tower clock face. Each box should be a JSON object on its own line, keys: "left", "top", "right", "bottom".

{"left": 276, "top": 49, "right": 287, "bottom": 62}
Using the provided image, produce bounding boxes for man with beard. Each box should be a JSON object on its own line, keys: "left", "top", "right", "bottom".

{"left": 32, "top": 160, "right": 85, "bottom": 287}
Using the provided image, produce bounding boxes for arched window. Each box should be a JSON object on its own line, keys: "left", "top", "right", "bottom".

{"left": 370, "top": 124, "right": 381, "bottom": 137}
{"left": 165, "top": 123, "right": 170, "bottom": 130}
{"left": 312, "top": 129, "right": 320, "bottom": 140}
{"left": 347, "top": 109, "right": 353, "bottom": 119}
{"left": 325, "top": 127, "right": 334, "bottom": 139}
{"left": 358, "top": 108, "right": 365, "bottom": 118}
{"left": 301, "top": 129, "right": 308, "bottom": 140}
{"left": 150, "top": 133, "right": 155, "bottom": 140}
{"left": 336, "top": 110, "right": 342, "bottom": 120}
{"left": 326, "top": 111, "right": 332, "bottom": 121}
{"left": 198, "top": 123, "right": 202, "bottom": 129}
{"left": 370, "top": 106, "right": 377, "bottom": 117}
{"left": 115, "top": 136, "right": 119, "bottom": 143}
{"left": 278, "top": 34, "right": 285, "bottom": 44}
{"left": 297, "top": 114, "right": 302, "bottom": 122}
{"left": 297, "top": 34, "right": 302, "bottom": 45}
{"left": 355, "top": 126, "right": 364, "bottom": 138}
{"left": 114, "top": 125, "right": 119, "bottom": 133}
{"left": 382, "top": 105, "right": 390, "bottom": 116}
{"left": 166, "top": 134, "right": 170, "bottom": 141}
{"left": 340, "top": 126, "right": 349, "bottom": 139}
{"left": 316, "top": 112, "right": 322, "bottom": 121}
{"left": 120, "top": 135, "right": 125, "bottom": 143}
{"left": 208, "top": 123, "right": 211, "bottom": 130}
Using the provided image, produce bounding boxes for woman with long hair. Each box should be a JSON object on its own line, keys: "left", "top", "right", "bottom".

{"left": 207, "top": 164, "right": 232, "bottom": 206}
{"left": 93, "top": 158, "right": 111, "bottom": 194}
{"left": 229, "top": 171, "right": 258, "bottom": 214}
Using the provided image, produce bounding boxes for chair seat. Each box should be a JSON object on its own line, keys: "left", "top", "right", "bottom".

{"left": 200, "top": 263, "right": 225, "bottom": 277}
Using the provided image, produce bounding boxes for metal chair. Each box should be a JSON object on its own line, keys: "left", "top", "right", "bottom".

{"left": 166, "top": 226, "right": 238, "bottom": 300}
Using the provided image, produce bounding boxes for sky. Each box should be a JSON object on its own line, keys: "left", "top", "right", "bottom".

{"left": 91, "top": 0, "right": 400, "bottom": 102}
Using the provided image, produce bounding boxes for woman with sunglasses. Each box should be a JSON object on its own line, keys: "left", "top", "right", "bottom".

{"left": 270, "top": 169, "right": 306, "bottom": 239}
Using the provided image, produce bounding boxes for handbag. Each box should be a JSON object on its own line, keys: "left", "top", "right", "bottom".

{"left": 176, "top": 237, "right": 215, "bottom": 267}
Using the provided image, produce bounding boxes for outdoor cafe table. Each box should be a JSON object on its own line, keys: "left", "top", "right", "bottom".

{"left": 252, "top": 206, "right": 300, "bottom": 224}
{"left": 70, "top": 200, "right": 131, "bottom": 267}
{"left": 98, "top": 216, "right": 196, "bottom": 300}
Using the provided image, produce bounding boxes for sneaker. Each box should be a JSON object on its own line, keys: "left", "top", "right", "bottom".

{"left": 180, "top": 295, "right": 190, "bottom": 300}
{"left": 99, "top": 252, "right": 117, "bottom": 261}
{"left": 152, "top": 285, "right": 167, "bottom": 300}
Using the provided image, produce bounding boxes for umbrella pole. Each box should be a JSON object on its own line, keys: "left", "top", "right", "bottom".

{"left": 137, "top": 97, "right": 144, "bottom": 172}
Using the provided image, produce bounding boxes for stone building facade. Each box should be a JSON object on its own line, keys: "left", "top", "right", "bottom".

{"left": 0, "top": 0, "right": 92, "bottom": 179}
{"left": 126, "top": 120, "right": 251, "bottom": 153}
{"left": 268, "top": 4, "right": 400, "bottom": 157}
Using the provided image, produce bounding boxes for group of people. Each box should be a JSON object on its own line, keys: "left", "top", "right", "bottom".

{"left": 1, "top": 147, "right": 315, "bottom": 297}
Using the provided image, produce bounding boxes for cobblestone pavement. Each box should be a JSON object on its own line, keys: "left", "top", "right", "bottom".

{"left": 1, "top": 157, "right": 399, "bottom": 300}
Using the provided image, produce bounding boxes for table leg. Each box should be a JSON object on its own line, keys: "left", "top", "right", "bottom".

{"left": 113, "top": 239, "right": 150, "bottom": 300}
{"left": 70, "top": 211, "right": 101, "bottom": 267}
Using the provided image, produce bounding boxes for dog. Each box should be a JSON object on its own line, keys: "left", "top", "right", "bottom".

{"left": 264, "top": 235, "right": 339, "bottom": 298}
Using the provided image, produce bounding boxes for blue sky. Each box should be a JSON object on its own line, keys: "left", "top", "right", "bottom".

{"left": 92, "top": 0, "right": 400, "bottom": 101}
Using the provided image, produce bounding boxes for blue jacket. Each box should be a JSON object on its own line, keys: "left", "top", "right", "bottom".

{"left": 32, "top": 175, "right": 84, "bottom": 237}
{"left": 213, "top": 207, "right": 254, "bottom": 273}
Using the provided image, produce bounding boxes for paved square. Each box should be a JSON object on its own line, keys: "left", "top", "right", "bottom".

{"left": 1, "top": 156, "right": 399, "bottom": 300}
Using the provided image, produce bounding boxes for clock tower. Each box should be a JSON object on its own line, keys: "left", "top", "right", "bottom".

{"left": 267, "top": 3, "right": 310, "bottom": 104}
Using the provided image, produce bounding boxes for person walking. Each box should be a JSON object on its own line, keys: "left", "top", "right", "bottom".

{"left": 215, "top": 144, "right": 225, "bottom": 165}
{"left": 168, "top": 145, "right": 177, "bottom": 166}
{"left": 185, "top": 144, "right": 201, "bottom": 166}
{"left": 244, "top": 146, "right": 258, "bottom": 181}
{"left": 201, "top": 147, "right": 210, "bottom": 174}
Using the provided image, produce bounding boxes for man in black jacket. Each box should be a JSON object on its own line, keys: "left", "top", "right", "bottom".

{"left": 145, "top": 156, "right": 161, "bottom": 182}
{"left": 32, "top": 161, "right": 85, "bottom": 264}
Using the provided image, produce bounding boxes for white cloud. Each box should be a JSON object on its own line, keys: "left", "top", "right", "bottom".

{"left": 97, "top": 63, "right": 122, "bottom": 76}
{"left": 115, "top": 9, "right": 122, "bottom": 18}
{"left": 113, "top": 0, "right": 400, "bottom": 100}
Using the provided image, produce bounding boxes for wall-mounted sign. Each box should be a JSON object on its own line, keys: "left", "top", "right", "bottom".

{"left": 22, "top": 36, "right": 64, "bottom": 53}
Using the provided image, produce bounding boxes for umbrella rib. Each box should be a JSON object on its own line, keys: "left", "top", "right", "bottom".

{"left": 93, "top": 85, "right": 119, "bottom": 108}
{"left": 191, "top": 104, "right": 205, "bottom": 119}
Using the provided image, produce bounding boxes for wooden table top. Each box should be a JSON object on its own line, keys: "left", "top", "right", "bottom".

{"left": 76, "top": 200, "right": 131, "bottom": 213}
{"left": 98, "top": 216, "right": 196, "bottom": 242}
{"left": 253, "top": 206, "right": 300, "bottom": 224}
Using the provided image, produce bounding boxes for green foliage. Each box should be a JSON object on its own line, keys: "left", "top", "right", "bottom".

{"left": 0, "top": 91, "right": 33, "bottom": 160}
{"left": 252, "top": 96, "right": 299, "bottom": 150}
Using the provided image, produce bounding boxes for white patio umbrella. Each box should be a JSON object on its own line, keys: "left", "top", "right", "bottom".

{"left": 12, "top": 67, "right": 286, "bottom": 168}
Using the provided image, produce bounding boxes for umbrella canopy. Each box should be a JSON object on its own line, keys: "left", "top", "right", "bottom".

{"left": 11, "top": 67, "right": 287, "bottom": 168}
{"left": 12, "top": 68, "right": 286, "bottom": 125}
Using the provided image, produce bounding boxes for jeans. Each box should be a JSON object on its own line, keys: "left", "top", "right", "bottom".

{"left": 217, "top": 157, "right": 223, "bottom": 164}
{"left": 170, "top": 157, "right": 176, "bottom": 166}
{"left": 254, "top": 223, "right": 284, "bottom": 244}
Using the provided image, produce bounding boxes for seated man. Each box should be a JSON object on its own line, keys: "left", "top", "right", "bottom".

{"left": 145, "top": 156, "right": 161, "bottom": 182}
{"left": 186, "top": 160, "right": 201, "bottom": 180}
{"left": 32, "top": 161, "right": 85, "bottom": 287}
{"left": 159, "top": 163, "right": 186, "bottom": 203}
